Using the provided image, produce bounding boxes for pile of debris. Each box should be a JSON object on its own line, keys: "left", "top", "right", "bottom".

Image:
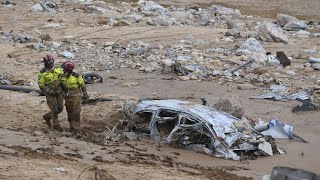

{"left": 109, "top": 99, "right": 303, "bottom": 160}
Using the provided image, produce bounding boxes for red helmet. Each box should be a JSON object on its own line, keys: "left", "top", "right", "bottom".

{"left": 43, "top": 54, "right": 54, "bottom": 64}
{"left": 62, "top": 61, "right": 74, "bottom": 71}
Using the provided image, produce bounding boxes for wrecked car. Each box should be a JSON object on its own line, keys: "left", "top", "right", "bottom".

{"left": 119, "top": 99, "right": 280, "bottom": 160}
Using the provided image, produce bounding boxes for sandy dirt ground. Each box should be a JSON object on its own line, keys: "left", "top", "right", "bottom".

{"left": 0, "top": 0, "right": 320, "bottom": 179}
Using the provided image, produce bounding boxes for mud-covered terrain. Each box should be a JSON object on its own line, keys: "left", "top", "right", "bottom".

{"left": 0, "top": 0, "right": 320, "bottom": 179}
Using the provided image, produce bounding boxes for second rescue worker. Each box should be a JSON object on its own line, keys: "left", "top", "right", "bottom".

{"left": 60, "top": 61, "right": 89, "bottom": 132}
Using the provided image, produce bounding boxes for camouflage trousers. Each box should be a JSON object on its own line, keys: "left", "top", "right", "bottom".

{"left": 65, "top": 96, "right": 81, "bottom": 131}
{"left": 43, "top": 93, "right": 64, "bottom": 127}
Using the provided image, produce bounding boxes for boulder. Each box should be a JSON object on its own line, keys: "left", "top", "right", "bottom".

{"left": 258, "top": 22, "right": 288, "bottom": 43}
{"left": 211, "top": 5, "right": 240, "bottom": 16}
{"left": 236, "top": 38, "right": 268, "bottom": 62}
{"left": 276, "top": 14, "right": 297, "bottom": 27}
{"left": 284, "top": 19, "right": 308, "bottom": 30}
{"left": 214, "top": 94, "right": 244, "bottom": 119}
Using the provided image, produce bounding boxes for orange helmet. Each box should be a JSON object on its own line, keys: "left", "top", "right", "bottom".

{"left": 62, "top": 61, "right": 74, "bottom": 71}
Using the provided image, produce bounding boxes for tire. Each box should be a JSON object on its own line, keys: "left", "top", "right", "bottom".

{"left": 83, "top": 73, "right": 103, "bottom": 84}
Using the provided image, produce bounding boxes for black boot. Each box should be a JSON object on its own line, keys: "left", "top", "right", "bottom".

{"left": 43, "top": 114, "right": 52, "bottom": 128}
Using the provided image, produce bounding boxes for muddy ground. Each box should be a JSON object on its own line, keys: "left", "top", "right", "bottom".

{"left": 0, "top": 0, "right": 320, "bottom": 179}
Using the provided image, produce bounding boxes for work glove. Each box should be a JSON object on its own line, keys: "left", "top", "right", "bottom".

{"left": 45, "top": 87, "right": 55, "bottom": 95}
{"left": 82, "top": 94, "right": 89, "bottom": 100}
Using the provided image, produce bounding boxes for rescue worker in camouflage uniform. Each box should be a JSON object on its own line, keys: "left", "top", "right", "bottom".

{"left": 60, "top": 61, "right": 89, "bottom": 132}
{"left": 38, "top": 54, "right": 63, "bottom": 132}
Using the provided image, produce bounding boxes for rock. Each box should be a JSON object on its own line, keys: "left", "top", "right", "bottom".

{"left": 236, "top": 38, "right": 268, "bottom": 62}
{"left": 51, "top": 42, "right": 61, "bottom": 48}
{"left": 168, "top": 12, "right": 193, "bottom": 20}
{"left": 144, "top": 66, "right": 155, "bottom": 73}
{"left": 32, "top": 131, "right": 44, "bottom": 136}
{"left": 258, "top": 141, "right": 273, "bottom": 156}
{"left": 211, "top": 5, "right": 240, "bottom": 16}
{"left": 277, "top": 14, "right": 297, "bottom": 27}
{"left": 224, "top": 37, "right": 234, "bottom": 42}
{"left": 258, "top": 22, "right": 288, "bottom": 43}
{"left": 311, "top": 63, "right": 320, "bottom": 70}
{"left": 296, "top": 30, "right": 311, "bottom": 37}
{"left": 87, "top": 5, "right": 107, "bottom": 14}
{"left": 31, "top": 3, "right": 44, "bottom": 12}
{"left": 179, "top": 76, "right": 190, "bottom": 81}
{"left": 161, "top": 59, "right": 174, "bottom": 74}
{"left": 214, "top": 94, "right": 244, "bottom": 119}
{"left": 225, "top": 28, "right": 241, "bottom": 38}
{"left": 124, "top": 14, "right": 144, "bottom": 23}
{"left": 141, "top": 1, "right": 166, "bottom": 14}
{"left": 41, "top": 23, "right": 63, "bottom": 29}
{"left": 32, "top": 42, "right": 45, "bottom": 50}
{"left": 147, "top": 16, "right": 172, "bottom": 26}
{"left": 15, "top": 32, "right": 31, "bottom": 43}
{"left": 39, "top": 34, "right": 52, "bottom": 41}
{"left": 276, "top": 51, "right": 291, "bottom": 67}
{"left": 122, "top": 132, "right": 139, "bottom": 141}
{"left": 226, "top": 20, "right": 239, "bottom": 29}
{"left": 112, "top": 20, "right": 131, "bottom": 26}
{"left": 62, "top": 51, "right": 74, "bottom": 59}
{"left": 284, "top": 19, "right": 308, "bottom": 30}
{"left": 313, "top": 33, "right": 320, "bottom": 37}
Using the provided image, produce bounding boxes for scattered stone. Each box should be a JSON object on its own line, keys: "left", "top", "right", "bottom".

{"left": 258, "top": 22, "right": 288, "bottom": 43}
{"left": 225, "top": 28, "right": 241, "bottom": 38}
{"left": 284, "top": 19, "right": 308, "bottom": 30}
{"left": 214, "top": 94, "right": 244, "bottom": 119}
{"left": 236, "top": 38, "right": 268, "bottom": 62}
{"left": 276, "top": 14, "right": 297, "bottom": 27}
{"left": 258, "top": 141, "right": 273, "bottom": 156}
{"left": 31, "top": 3, "right": 44, "bottom": 12}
